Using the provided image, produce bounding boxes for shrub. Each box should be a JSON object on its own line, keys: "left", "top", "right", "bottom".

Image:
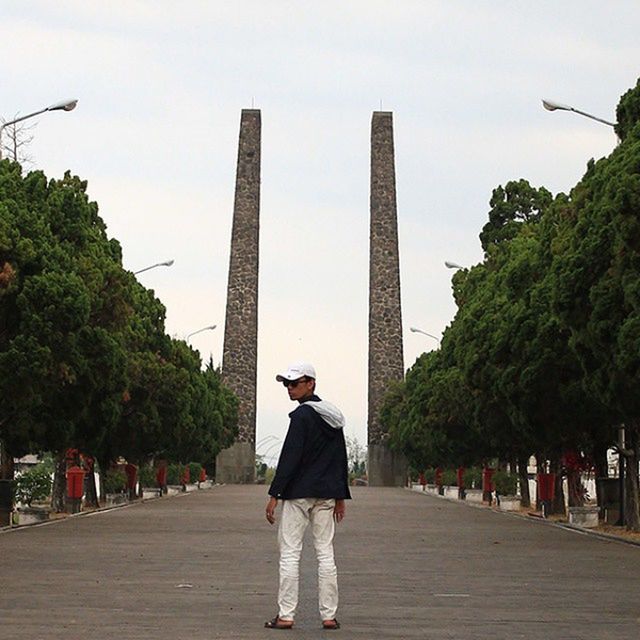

{"left": 167, "top": 463, "right": 183, "bottom": 485}
{"left": 424, "top": 468, "right": 435, "bottom": 483}
{"left": 493, "top": 470, "right": 518, "bottom": 496}
{"left": 15, "top": 465, "right": 52, "bottom": 507}
{"left": 188, "top": 462, "right": 203, "bottom": 483}
{"left": 103, "top": 469, "right": 127, "bottom": 494}
{"left": 442, "top": 469, "right": 457, "bottom": 486}
{"left": 463, "top": 467, "right": 482, "bottom": 489}
{"left": 138, "top": 465, "right": 156, "bottom": 488}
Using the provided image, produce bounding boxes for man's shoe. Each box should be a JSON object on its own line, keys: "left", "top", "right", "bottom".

{"left": 265, "top": 616, "right": 294, "bottom": 630}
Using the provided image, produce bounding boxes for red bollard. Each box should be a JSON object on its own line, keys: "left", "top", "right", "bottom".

{"left": 156, "top": 465, "right": 167, "bottom": 494}
{"left": 180, "top": 466, "right": 190, "bottom": 486}
{"left": 537, "top": 473, "right": 556, "bottom": 517}
{"left": 482, "top": 468, "right": 495, "bottom": 503}
{"left": 199, "top": 468, "right": 206, "bottom": 483}
{"left": 66, "top": 466, "right": 85, "bottom": 513}
{"left": 435, "top": 467, "right": 443, "bottom": 495}
{"left": 418, "top": 472, "right": 426, "bottom": 491}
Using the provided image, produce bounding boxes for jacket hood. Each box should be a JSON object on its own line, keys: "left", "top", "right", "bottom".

{"left": 302, "top": 399, "right": 346, "bottom": 429}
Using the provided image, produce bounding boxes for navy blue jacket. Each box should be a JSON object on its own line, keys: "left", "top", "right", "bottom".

{"left": 268, "top": 395, "right": 352, "bottom": 500}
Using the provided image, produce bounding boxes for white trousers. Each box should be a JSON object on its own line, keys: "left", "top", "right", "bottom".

{"left": 277, "top": 498, "right": 338, "bottom": 621}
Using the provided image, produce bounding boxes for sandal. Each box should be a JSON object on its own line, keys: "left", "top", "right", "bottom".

{"left": 265, "top": 616, "right": 294, "bottom": 630}
{"left": 322, "top": 619, "right": 341, "bottom": 630}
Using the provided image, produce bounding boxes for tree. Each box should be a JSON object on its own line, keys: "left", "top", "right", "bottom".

{"left": 344, "top": 435, "right": 366, "bottom": 477}
{"left": 479, "top": 179, "right": 552, "bottom": 254}
{"left": 551, "top": 80, "right": 640, "bottom": 529}
{"left": 0, "top": 117, "right": 35, "bottom": 166}
{"left": 0, "top": 160, "right": 239, "bottom": 510}
{"left": 615, "top": 77, "right": 640, "bottom": 142}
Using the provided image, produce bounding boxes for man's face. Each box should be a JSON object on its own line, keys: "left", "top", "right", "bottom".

{"left": 283, "top": 377, "right": 315, "bottom": 401}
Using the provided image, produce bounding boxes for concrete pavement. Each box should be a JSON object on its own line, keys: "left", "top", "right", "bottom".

{"left": 1, "top": 485, "right": 639, "bottom": 639}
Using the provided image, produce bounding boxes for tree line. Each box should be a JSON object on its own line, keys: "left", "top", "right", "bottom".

{"left": 0, "top": 160, "right": 238, "bottom": 501}
{"left": 381, "top": 78, "right": 640, "bottom": 531}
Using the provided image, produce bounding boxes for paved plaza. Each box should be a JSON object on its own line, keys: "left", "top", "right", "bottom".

{"left": 1, "top": 485, "right": 639, "bottom": 639}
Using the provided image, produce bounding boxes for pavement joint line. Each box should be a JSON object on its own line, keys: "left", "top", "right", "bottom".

{"left": 406, "top": 487, "right": 640, "bottom": 549}
{"left": 0, "top": 483, "right": 218, "bottom": 535}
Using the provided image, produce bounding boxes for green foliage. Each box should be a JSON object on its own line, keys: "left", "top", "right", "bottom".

{"left": 188, "top": 462, "right": 203, "bottom": 483}
{"left": 441, "top": 469, "right": 457, "bottom": 486}
{"left": 424, "top": 468, "right": 435, "bottom": 484}
{"left": 103, "top": 469, "right": 126, "bottom": 494}
{"left": 493, "top": 470, "right": 518, "bottom": 496}
{"left": 255, "top": 456, "right": 268, "bottom": 483}
{"left": 382, "top": 79, "right": 640, "bottom": 493}
{"left": 255, "top": 455, "right": 276, "bottom": 485}
{"left": 264, "top": 466, "right": 275, "bottom": 485}
{"left": 166, "top": 463, "right": 183, "bottom": 485}
{"left": 138, "top": 464, "right": 156, "bottom": 488}
{"left": 15, "top": 464, "right": 52, "bottom": 507}
{"left": 0, "top": 160, "right": 239, "bottom": 474}
{"left": 479, "top": 179, "right": 552, "bottom": 254}
{"left": 345, "top": 435, "right": 366, "bottom": 477}
{"left": 463, "top": 467, "right": 482, "bottom": 489}
{"left": 616, "top": 77, "right": 640, "bottom": 141}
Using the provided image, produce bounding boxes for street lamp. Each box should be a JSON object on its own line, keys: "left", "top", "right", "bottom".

{"left": 445, "top": 260, "right": 465, "bottom": 270}
{"left": 0, "top": 98, "right": 79, "bottom": 160}
{"left": 185, "top": 324, "right": 217, "bottom": 343}
{"left": 541, "top": 99, "right": 616, "bottom": 128}
{"left": 409, "top": 326, "right": 441, "bottom": 347}
{"left": 133, "top": 259, "right": 174, "bottom": 275}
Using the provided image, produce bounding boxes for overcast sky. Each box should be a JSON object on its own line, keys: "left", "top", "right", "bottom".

{"left": 1, "top": 1, "right": 638, "bottom": 463}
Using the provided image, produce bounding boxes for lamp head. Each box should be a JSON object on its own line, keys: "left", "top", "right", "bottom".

{"left": 47, "top": 98, "right": 78, "bottom": 112}
{"left": 542, "top": 99, "right": 571, "bottom": 112}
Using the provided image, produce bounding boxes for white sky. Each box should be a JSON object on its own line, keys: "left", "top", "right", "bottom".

{"left": 1, "top": 1, "right": 637, "bottom": 464}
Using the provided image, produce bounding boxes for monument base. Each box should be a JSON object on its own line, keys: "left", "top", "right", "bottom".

{"left": 367, "top": 443, "right": 407, "bottom": 487}
{"left": 215, "top": 442, "right": 255, "bottom": 484}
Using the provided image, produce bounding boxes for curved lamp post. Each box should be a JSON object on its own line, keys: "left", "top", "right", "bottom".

{"left": 541, "top": 99, "right": 615, "bottom": 128}
{"left": 133, "top": 259, "right": 174, "bottom": 275}
{"left": 0, "top": 98, "right": 78, "bottom": 160}
{"left": 444, "top": 260, "right": 465, "bottom": 270}
{"left": 409, "top": 326, "right": 441, "bottom": 347}
{"left": 185, "top": 324, "right": 217, "bottom": 343}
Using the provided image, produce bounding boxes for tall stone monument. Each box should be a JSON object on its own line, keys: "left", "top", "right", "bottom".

{"left": 367, "top": 111, "right": 407, "bottom": 486}
{"left": 215, "top": 109, "right": 261, "bottom": 484}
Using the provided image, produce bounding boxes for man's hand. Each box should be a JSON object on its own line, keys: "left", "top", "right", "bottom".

{"left": 265, "top": 497, "right": 278, "bottom": 525}
{"left": 334, "top": 499, "right": 346, "bottom": 523}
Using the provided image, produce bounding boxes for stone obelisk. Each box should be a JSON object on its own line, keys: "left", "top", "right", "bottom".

{"left": 367, "top": 111, "right": 407, "bottom": 486}
{"left": 215, "top": 109, "right": 261, "bottom": 484}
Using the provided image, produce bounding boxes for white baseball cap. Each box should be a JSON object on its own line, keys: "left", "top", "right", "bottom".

{"left": 276, "top": 362, "right": 317, "bottom": 382}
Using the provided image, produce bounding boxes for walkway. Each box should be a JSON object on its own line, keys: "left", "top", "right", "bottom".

{"left": 1, "top": 485, "right": 639, "bottom": 639}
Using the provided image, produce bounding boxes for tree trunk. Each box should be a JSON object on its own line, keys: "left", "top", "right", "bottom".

{"left": 550, "top": 456, "right": 566, "bottom": 516}
{"left": 567, "top": 469, "right": 585, "bottom": 507}
{"left": 517, "top": 454, "right": 531, "bottom": 508}
{"left": 51, "top": 452, "right": 66, "bottom": 512}
{"left": 84, "top": 458, "right": 99, "bottom": 509}
{"left": 97, "top": 457, "right": 109, "bottom": 501}
{"left": 623, "top": 428, "right": 640, "bottom": 532}
{"left": 0, "top": 440, "right": 14, "bottom": 480}
{"left": 592, "top": 440, "right": 609, "bottom": 479}
{"left": 534, "top": 452, "right": 544, "bottom": 511}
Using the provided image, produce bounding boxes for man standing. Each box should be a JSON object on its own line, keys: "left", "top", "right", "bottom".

{"left": 264, "top": 362, "right": 351, "bottom": 631}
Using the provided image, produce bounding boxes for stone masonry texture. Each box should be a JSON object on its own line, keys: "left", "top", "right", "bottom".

{"left": 222, "top": 109, "right": 261, "bottom": 446}
{"left": 368, "top": 111, "right": 404, "bottom": 446}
